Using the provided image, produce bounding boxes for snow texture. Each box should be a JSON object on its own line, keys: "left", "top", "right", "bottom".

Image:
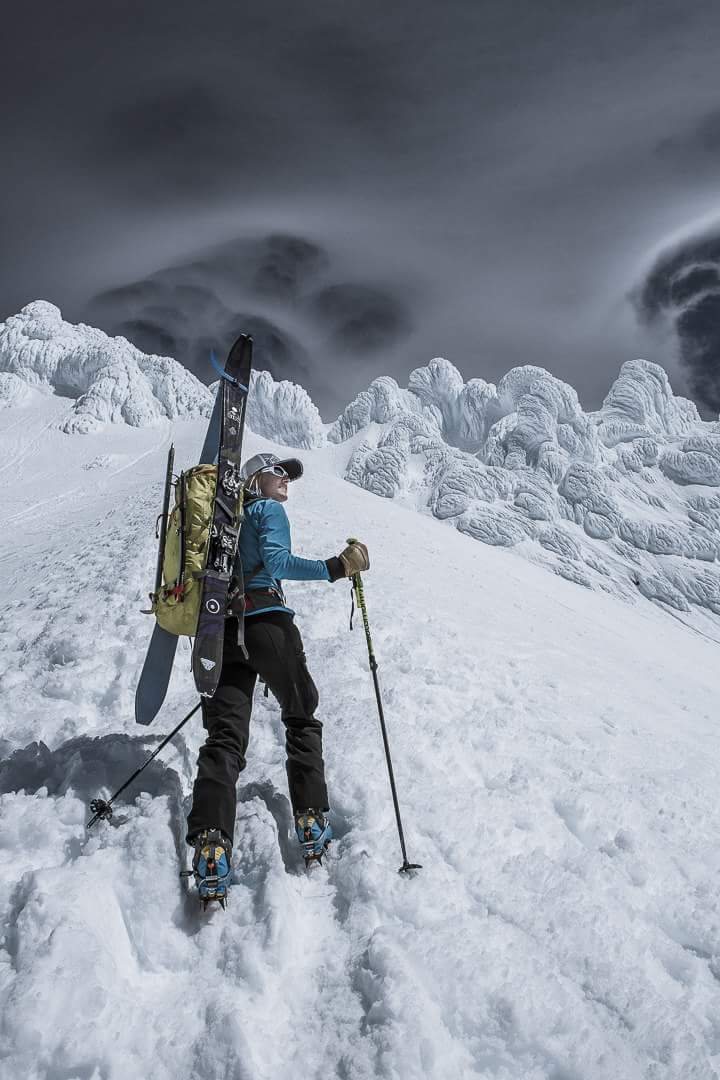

{"left": 1, "top": 401, "right": 720, "bottom": 1079}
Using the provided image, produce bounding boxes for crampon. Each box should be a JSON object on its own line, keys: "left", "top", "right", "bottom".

{"left": 182, "top": 829, "right": 232, "bottom": 909}
{"left": 295, "top": 810, "right": 332, "bottom": 869}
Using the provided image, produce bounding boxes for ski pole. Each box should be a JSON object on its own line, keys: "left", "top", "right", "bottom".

{"left": 347, "top": 539, "right": 421, "bottom": 876}
{"left": 153, "top": 444, "right": 175, "bottom": 598}
{"left": 87, "top": 702, "right": 201, "bottom": 828}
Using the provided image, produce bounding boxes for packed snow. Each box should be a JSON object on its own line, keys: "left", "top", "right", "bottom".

{"left": 1, "top": 310, "right": 720, "bottom": 1078}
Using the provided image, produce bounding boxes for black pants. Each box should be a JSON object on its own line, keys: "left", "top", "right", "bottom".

{"left": 186, "top": 612, "right": 328, "bottom": 844}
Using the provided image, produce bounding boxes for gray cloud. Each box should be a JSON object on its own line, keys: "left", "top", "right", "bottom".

{"left": 636, "top": 228, "right": 720, "bottom": 415}
{"left": 6, "top": 1, "right": 720, "bottom": 415}
{"left": 84, "top": 233, "right": 413, "bottom": 410}
{"left": 656, "top": 109, "right": 720, "bottom": 161}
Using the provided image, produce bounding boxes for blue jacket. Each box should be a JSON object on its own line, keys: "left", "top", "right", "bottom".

{"left": 236, "top": 497, "right": 330, "bottom": 617}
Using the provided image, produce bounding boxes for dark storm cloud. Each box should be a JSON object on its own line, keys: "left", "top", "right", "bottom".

{"left": 310, "top": 285, "right": 411, "bottom": 353}
{"left": 636, "top": 228, "right": 720, "bottom": 414}
{"left": 6, "top": 1, "right": 720, "bottom": 416}
{"left": 85, "top": 233, "right": 412, "bottom": 394}
{"left": 95, "top": 82, "right": 288, "bottom": 202}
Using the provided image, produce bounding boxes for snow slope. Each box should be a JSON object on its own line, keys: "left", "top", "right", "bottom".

{"left": 4, "top": 302, "right": 720, "bottom": 632}
{"left": 1, "top": 391, "right": 720, "bottom": 1079}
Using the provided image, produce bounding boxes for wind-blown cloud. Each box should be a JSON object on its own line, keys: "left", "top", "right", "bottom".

{"left": 84, "top": 233, "right": 413, "bottom": 409}
{"left": 636, "top": 226, "right": 720, "bottom": 416}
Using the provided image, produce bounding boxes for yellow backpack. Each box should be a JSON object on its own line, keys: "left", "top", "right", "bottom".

{"left": 147, "top": 461, "right": 221, "bottom": 637}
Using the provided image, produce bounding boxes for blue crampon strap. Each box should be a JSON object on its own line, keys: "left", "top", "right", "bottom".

{"left": 210, "top": 349, "right": 249, "bottom": 391}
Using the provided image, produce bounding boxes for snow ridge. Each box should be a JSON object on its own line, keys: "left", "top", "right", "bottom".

{"left": 3, "top": 302, "right": 720, "bottom": 620}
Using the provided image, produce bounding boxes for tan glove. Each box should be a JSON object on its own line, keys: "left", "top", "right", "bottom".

{"left": 338, "top": 540, "right": 370, "bottom": 576}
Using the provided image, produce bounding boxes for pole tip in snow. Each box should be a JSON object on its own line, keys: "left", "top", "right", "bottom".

{"left": 398, "top": 862, "right": 422, "bottom": 876}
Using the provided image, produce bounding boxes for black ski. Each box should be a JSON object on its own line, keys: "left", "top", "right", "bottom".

{"left": 192, "top": 335, "right": 253, "bottom": 696}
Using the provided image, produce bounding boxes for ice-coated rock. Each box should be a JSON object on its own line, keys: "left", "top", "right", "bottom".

{"left": 429, "top": 454, "right": 511, "bottom": 519}
{"left": 583, "top": 511, "right": 616, "bottom": 540}
{"left": 635, "top": 572, "right": 691, "bottom": 611}
{"left": 328, "top": 376, "right": 424, "bottom": 442}
{"left": 486, "top": 367, "right": 600, "bottom": 474}
{"left": 247, "top": 369, "right": 324, "bottom": 449}
{"left": 659, "top": 434, "right": 720, "bottom": 486}
{"left": 616, "top": 438, "right": 660, "bottom": 473}
{"left": 538, "top": 526, "right": 582, "bottom": 561}
{"left": 329, "top": 351, "right": 720, "bottom": 619}
{"left": 0, "top": 301, "right": 212, "bottom": 432}
{"left": 558, "top": 462, "right": 618, "bottom": 518}
{"left": 667, "top": 567, "right": 720, "bottom": 614}
{"left": 494, "top": 365, "right": 550, "bottom": 412}
{"left": 456, "top": 504, "right": 533, "bottom": 547}
{"left": 512, "top": 472, "right": 557, "bottom": 522}
{"left": 0, "top": 371, "right": 34, "bottom": 408}
{"left": 407, "top": 358, "right": 497, "bottom": 450}
{"left": 344, "top": 414, "right": 441, "bottom": 499}
{"left": 598, "top": 359, "right": 700, "bottom": 446}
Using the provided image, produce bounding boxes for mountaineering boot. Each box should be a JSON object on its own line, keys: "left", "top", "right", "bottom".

{"left": 191, "top": 828, "right": 232, "bottom": 908}
{"left": 295, "top": 809, "right": 332, "bottom": 868}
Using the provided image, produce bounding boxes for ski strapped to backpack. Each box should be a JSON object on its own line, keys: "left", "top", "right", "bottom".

{"left": 141, "top": 333, "right": 253, "bottom": 697}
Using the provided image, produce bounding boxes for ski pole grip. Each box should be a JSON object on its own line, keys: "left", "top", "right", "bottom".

{"left": 345, "top": 538, "right": 366, "bottom": 587}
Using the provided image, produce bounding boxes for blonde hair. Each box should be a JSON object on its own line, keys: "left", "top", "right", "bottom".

{"left": 245, "top": 472, "right": 263, "bottom": 496}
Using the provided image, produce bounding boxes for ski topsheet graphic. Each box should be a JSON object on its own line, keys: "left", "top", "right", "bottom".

{"left": 134, "top": 336, "right": 252, "bottom": 724}
{"left": 192, "top": 335, "right": 252, "bottom": 696}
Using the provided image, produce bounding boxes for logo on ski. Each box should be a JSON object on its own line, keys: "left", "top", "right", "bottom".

{"left": 200, "top": 658, "right": 216, "bottom": 671}
{"left": 205, "top": 599, "right": 221, "bottom": 614}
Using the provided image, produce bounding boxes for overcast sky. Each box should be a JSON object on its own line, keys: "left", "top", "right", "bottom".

{"left": 4, "top": 1, "right": 720, "bottom": 418}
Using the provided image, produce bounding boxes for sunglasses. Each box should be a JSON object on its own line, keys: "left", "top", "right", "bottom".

{"left": 259, "top": 464, "right": 289, "bottom": 478}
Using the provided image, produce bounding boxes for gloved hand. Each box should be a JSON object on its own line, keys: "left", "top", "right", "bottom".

{"left": 339, "top": 540, "right": 369, "bottom": 576}
{"left": 325, "top": 540, "right": 370, "bottom": 582}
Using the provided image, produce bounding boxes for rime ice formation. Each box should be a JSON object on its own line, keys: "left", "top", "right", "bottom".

{"left": 3, "top": 303, "right": 720, "bottom": 622}
{"left": 597, "top": 358, "right": 700, "bottom": 447}
{"left": 328, "top": 375, "right": 426, "bottom": 442}
{"left": 0, "top": 302, "right": 213, "bottom": 433}
{"left": 332, "top": 357, "right": 720, "bottom": 620}
{"left": 247, "top": 370, "right": 324, "bottom": 449}
{"left": 0, "top": 303, "right": 328, "bottom": 447}
{"left": 0, "top": 371, "right": 35, "bottom": 408}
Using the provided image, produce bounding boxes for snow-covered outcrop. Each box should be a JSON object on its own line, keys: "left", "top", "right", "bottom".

{"left": 247, "top": 370, "right": 324, "bottom": 449}
{"left": 407, "top": 357, "right": 498, "bottom": 450}
{"left": 328, "top": 376, "right": 426, "bottom": 442}
{"left": 0, "top": 302, "right": 213, "bottom": 433}
{"left": 0, "top": 371, "right": 35, "bottom": 408}
{"left": 597, "top": 358, "right": 700, "bottom": 447}
{"left": 659, "top": 434, "right": 720, "bottom": 486}
{"left": 330, "top": 357, "right": 720, "bottom": 620}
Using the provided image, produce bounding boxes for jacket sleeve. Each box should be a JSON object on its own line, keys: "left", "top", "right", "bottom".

{"left": 257, "top": 500, "right": 331, "bottom": 581}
